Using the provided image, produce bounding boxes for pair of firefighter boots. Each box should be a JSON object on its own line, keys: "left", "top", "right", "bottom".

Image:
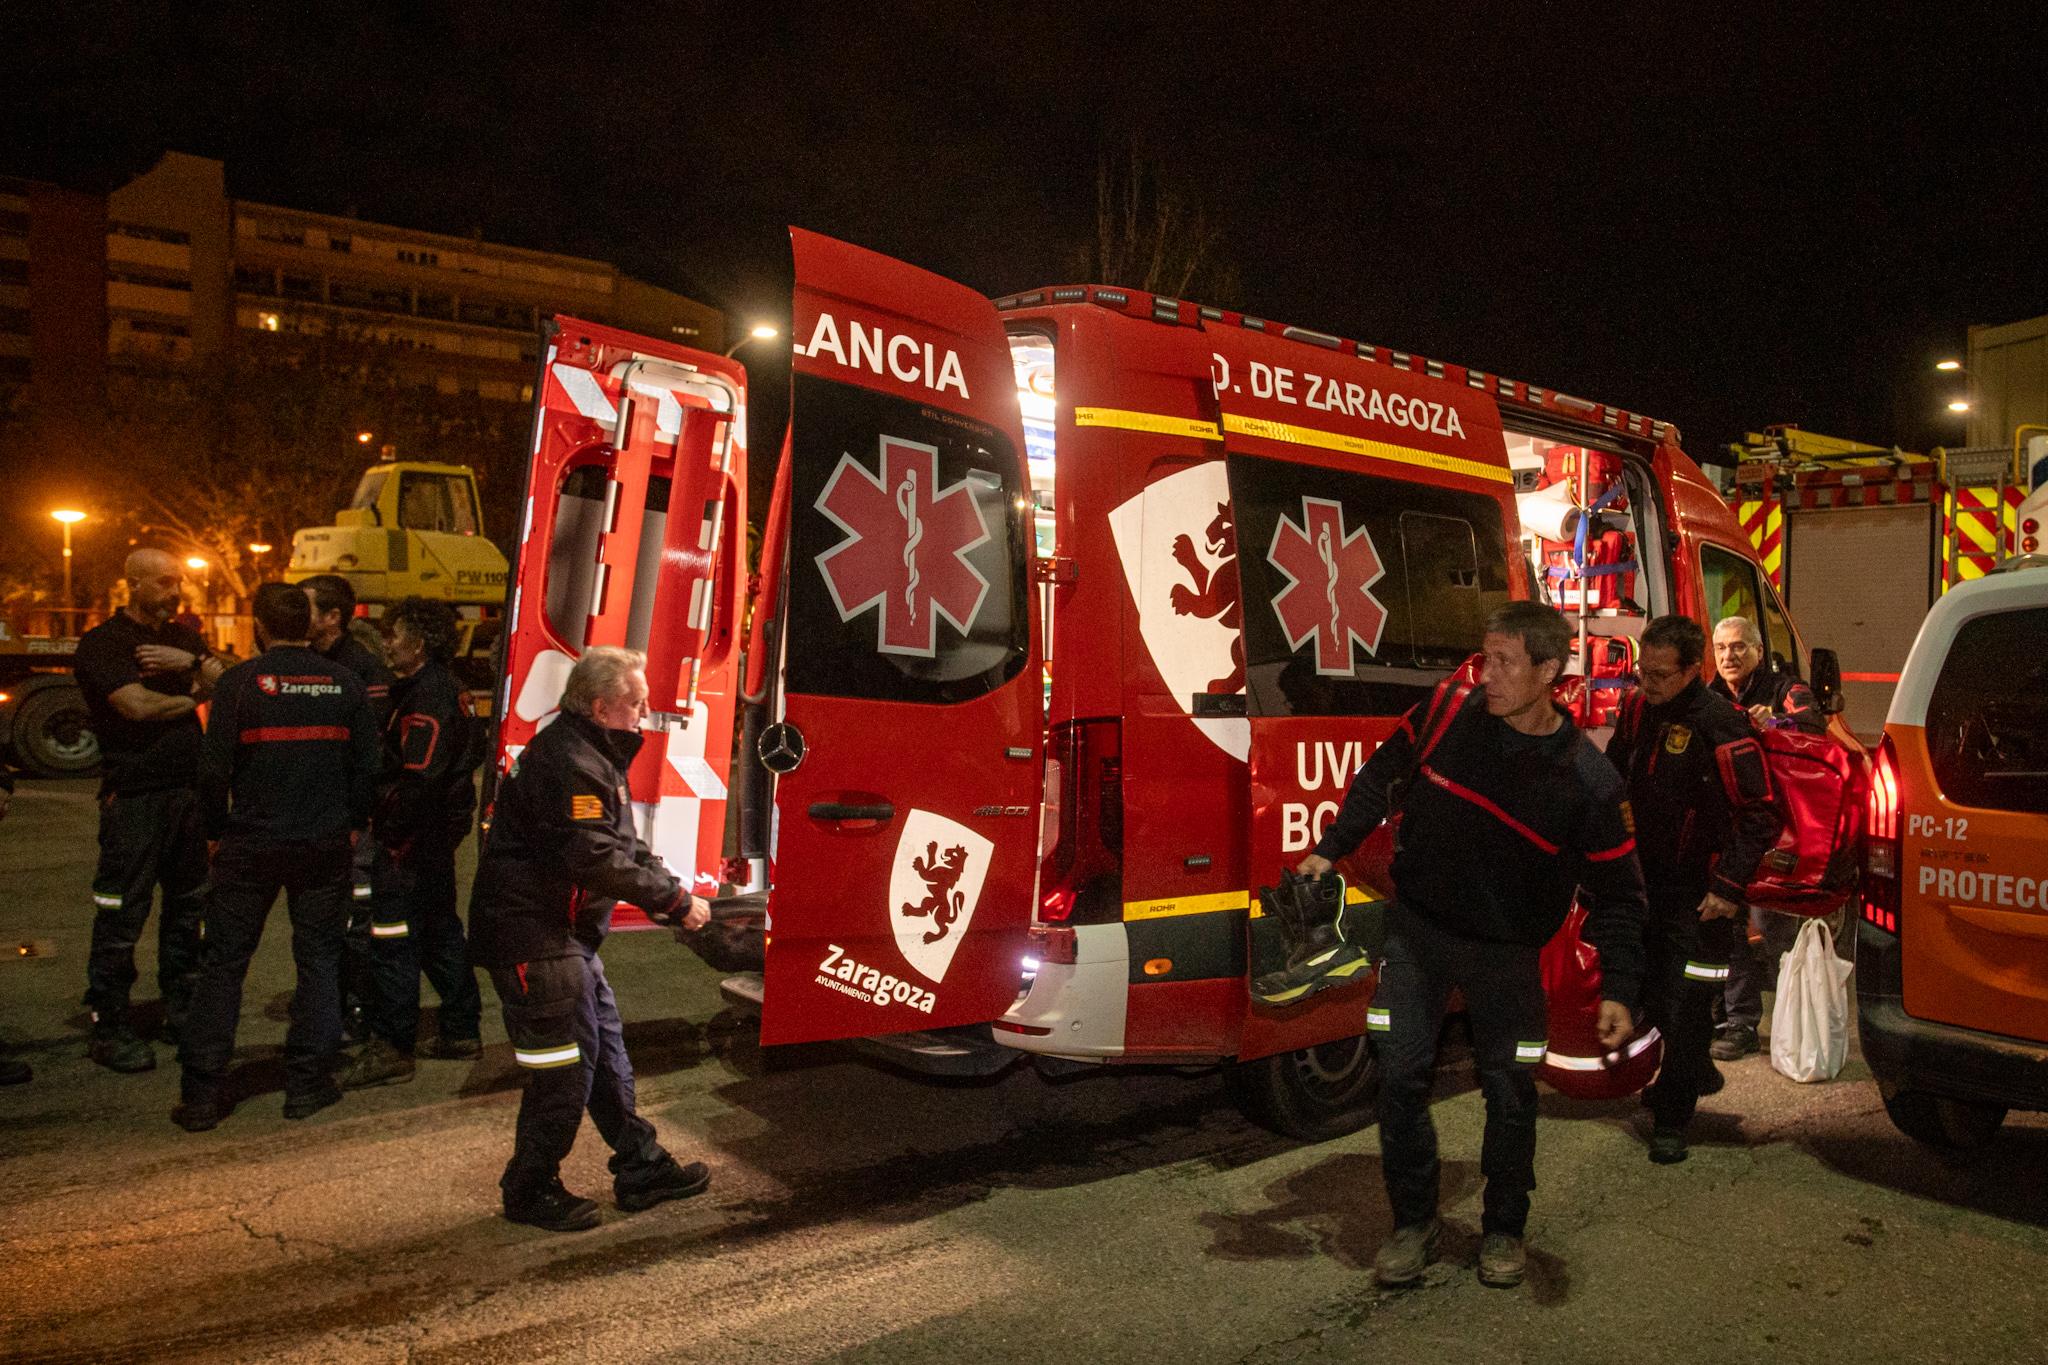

{"left": 1252, "top": 870, "right": 1370, "bottom": 1006}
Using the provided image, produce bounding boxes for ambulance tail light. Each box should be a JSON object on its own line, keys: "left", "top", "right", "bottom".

{"left": 1037, "top": 719, "right": 1123, "bottom": 924}
{"left": 1861, "top": 736, "right": 1901, "bottom": 935}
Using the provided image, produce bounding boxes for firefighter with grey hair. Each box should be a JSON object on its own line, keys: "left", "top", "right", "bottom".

{"left": 1706, "top": 613, "right": 1823, "bottom": 1060}
{"left": 467, "top": 645, "right": 717, "bottom": 1231}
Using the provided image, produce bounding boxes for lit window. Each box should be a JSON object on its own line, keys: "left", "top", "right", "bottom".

{"left": 259, "top": 312, "right": 280, "bottom": 332}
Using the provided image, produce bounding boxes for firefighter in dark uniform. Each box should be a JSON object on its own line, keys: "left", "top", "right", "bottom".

{"left": 175, "top": 583, "right": 379, "bottom": 1131}
{"left": 339, "top": 598, "right": 485, "bottom": 1089}
{"left": 1707, "top": 614, "right": 1823, "bottom": 1060}
{"left": 1298, "top": 601, "right": 1647, "bottom": 1290}
{"left": 302, "top": 574, "right": 395, "bottom": 1043}
{"left": 71, "top": 548, "right": 224, "bottom": 1072}
{"left": 469, "top": 645, "right": 715, "bottom": 1231}
{"left": 1609, "top": 615, "right": 1783, "bottom": 1162}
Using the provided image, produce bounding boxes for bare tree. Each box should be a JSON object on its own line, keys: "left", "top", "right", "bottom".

{"left": 1072, "top": 139, "right": 1241, "bottom": 306}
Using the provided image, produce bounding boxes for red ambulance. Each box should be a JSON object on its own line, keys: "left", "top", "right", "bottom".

{"left": 493, "top": 230, "right": 1838, "bottom": 1138}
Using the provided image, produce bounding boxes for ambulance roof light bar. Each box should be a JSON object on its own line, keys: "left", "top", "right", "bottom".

{"left": 993, "top": 284, "right": 1676, "bottom": 446}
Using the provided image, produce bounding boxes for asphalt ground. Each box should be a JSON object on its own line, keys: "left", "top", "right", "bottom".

{"left": 2, "top": 776, "right": 2045, "bottom": 1364}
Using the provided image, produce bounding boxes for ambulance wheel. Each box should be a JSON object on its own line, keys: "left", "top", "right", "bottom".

{"left": 1226, "top": 1033, "right": 1379, "bottom": 1142}
{"left": 1880, "top": 1086, "right": 2006, "bottom": 1154}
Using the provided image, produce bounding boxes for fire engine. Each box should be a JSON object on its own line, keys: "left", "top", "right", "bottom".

{"left": 490, "top": 230, "right": 1844, "bottom": 1138}
{"left": 1728, "top": 425, "right": 2046, "bottom": 738}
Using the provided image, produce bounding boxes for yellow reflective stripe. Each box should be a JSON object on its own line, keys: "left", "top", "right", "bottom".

{"left": 1130, "top": 882, "right": 1388, "bottom": 922}
{"left": 92, "top": 893, "right": 124, "bottom": 908}
{"left": 371, "top": 921, "right": 410, "bottom": 938}
{"left": 1124, "top": 889, "right": 1249, "bottom": 922}
{"left": 1220, "top": 413, "right": 1513, "bottom": 485}
{"left": 352, "top": 885, "right": 374, "bottom": 900}
{"left": 514, "top": 1043, "right": 581, "bottom": 1069}
{"left": 1683, "top": 961, "right": 1730, "bottom": 982}
{"left": 1366, "top": 1007, "right": 1392, "bottom": 1031}
{"left": 1073, "top": 406, "right": 1221, "bottom": 441}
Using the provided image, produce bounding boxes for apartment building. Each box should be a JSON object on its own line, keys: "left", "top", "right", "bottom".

{"left": 2, "top": 151, "right": 724, "bottom": 414}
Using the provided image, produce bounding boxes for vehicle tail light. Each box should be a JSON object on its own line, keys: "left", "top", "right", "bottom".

{"left": 1036, "top": 719, "right": 1122, "bottom": 924}
{"left": 1861, "top": 735, "right": 1901, "bottom": 934}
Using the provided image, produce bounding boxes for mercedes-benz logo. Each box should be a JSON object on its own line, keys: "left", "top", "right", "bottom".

{"left": 758, "top": 722, "right": 806, "bottom": 774}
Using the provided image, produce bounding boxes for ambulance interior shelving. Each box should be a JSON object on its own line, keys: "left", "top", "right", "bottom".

{"left": 1507, "top": 432, "right": 1669, "bottom": 734}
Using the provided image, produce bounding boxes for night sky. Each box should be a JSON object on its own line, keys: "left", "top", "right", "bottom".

{"left": 7, "top": 3, "right": 2047, "bottom": 461}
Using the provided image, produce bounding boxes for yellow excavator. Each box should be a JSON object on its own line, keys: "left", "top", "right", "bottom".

{"left": 284, "top": 454, "right": 508, "bottom": 684}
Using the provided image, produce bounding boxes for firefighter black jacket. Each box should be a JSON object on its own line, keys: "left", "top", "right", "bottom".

{"left": 467, "top": 710, "right": 685, "bottom": 967}
{"left": 199, "top": 645, "right": 379, "bottom": 843}
{"left": 1313, "top": 683, "right": 1648, "bottom": 1007}
{"left": 1607, "top": 677, "right": 1783, "bottom": 905}
{"left": 373, "top": 659, "right": 480, "bottom": 857}
{"left": 1710, "top": 665, "right": 1825, "bottom": 734}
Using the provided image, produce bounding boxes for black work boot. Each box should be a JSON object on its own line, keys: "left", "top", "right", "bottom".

{"left": 90, "top": 1025, "right": 156, "bottom": 1074}
{"left": 1252, "top": 873, "right": 1368, "bottom": 1006}
{"left": 615, "top": 1158, "right": 712, "bottom": 1212}
{"left": 1649, "top": 1128, "right": 1689, "bottom": 1165}
{"left": 338, "top": 1037, "right": 416, "bottom": 1089}
{"left": 1478, "top": 1233, "right": 1527, "bottom": 1288}
{"left": 504, "top": 1177, "right": 602, "bottom": 1232}
{"left": 1373, "top": 1218, "right": 1440, "bottom": 1287}
{"left": 1710, "top": 1024, "right": 1759, "bottom": 1061}
{"left": 417, "top": 1034, "right": 483, "bottom": 1061}
{"left": 173, "top": 1094, "right": 226, "bottom": 1132}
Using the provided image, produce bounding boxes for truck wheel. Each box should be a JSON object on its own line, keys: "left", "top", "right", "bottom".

{"left": 7, "top": 680, "right": 98, "bottom": 778}
{"left": 1225, "top": 1033, "right": 1379, "bottom": 1141}
{"left": 1880, "top": 1085, "right": 2006, "bottom": 1153}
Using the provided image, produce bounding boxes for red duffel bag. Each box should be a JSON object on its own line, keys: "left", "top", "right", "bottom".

{"left": 1742, "top": 724, "right": 1864, "bottom": 916}
{"left": 1536, "top": 903, "right": 1663, "bottom": 1099}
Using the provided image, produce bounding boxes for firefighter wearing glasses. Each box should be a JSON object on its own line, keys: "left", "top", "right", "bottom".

{"left": 1608, "top": 615, "right": 1782, "bottom": 1163}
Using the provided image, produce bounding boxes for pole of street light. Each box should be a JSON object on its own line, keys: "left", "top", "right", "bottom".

{"left": 724, "top": 323, "right": 781, "bottom": 358}
{"left": 50, "top": 509, "right": 85, "bottom": 632}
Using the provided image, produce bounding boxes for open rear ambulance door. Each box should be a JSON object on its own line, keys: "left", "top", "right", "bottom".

{"left": 759, "top": 229, "right": 1042, "bottom": 1045}
{"left": 492, "top": 318, "right": 748, "bottom": 911}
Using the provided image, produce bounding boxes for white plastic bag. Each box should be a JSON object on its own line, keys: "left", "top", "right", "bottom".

{"left": 1770, "top": 917, "right": 1854, "bottom": 1083}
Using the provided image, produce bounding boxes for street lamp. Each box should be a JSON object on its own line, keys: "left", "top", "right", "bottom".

{"left": 50, "top": 509, "right": 85, "bottom": 628}
{"left": 1935, "top": 359, "right": 1974, "bottom": 425}
{"left": 724, "top": 323, "right": 781, "bottom": 358}
{"left": 186, "top": 556, "right": 208, "bottom": 571}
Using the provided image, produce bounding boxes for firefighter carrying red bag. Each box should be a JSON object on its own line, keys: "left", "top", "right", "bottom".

{"left": 1606, "top": 616, "right": 1784, "bottom": 1164}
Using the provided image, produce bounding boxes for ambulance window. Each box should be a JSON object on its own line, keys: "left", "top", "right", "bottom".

{"left": 1926, "top": 606, "right": 2048, "bottom": 813}
{"left": 1758, "top": 580, "right": 1796, "bottom": 673}
{"left": 1009, "top": 332, "right": 1056, "bottom": 501}
{"left": 1700, "top": 544, "right": 1765, "bottom": 640}
{"left": 541, "top": 464, "right": 608, "bottom": 647}
{"left": 1228, "top": 451, "right": 1512, "bottom": 717}
{"left": 1399, "top": 512, "right": 1486, "bottom": 668}
{"left": 784, "top": 372, "right": 1032, "bottom": 704}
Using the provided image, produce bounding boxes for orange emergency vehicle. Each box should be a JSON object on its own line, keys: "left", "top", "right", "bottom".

{"left": 1859, "top": 560, "right": 2048, "bottom": 1151}
{"left": 492, "top": 230, "right": 1843, "bottom": 1138}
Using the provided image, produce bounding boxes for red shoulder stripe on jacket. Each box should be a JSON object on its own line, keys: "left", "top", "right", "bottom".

{"left": 1420, "top": 764, "right": 1560, "bottom": 854}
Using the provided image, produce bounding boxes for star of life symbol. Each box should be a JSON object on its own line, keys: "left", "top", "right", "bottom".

{"left": 1265, "top": 496, "right": 1388, "bottom": 676}
{"left": 815, "top": 434, "right": 993, "bottom": 657}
